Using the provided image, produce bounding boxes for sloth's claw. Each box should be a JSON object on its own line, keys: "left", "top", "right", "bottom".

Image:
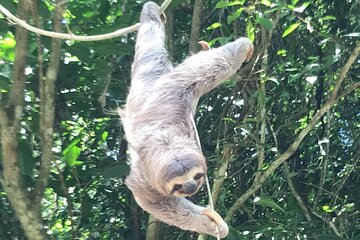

{"left": 246, "top": 44, "right": 254, "bottom": 62}
{"left": 198, "top": 40, "right": 210, "bottom": 51}
{"left": 202, "top": 208, "right": 225, "bottom": 225}
{"left": 201, "top": 208, "right": 229, "bottom": 238}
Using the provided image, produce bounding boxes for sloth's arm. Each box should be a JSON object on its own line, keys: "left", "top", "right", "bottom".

{"left": 167, "top": 37, "right": 253, "bottom": 98}
{"left": 133, "top": 192, "right": 228, "bottom": 238}
{"left": 132, "top": 2, "right": 173, "bottom": 82}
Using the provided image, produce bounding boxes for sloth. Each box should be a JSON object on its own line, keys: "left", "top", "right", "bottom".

{"left": 119, "top": 1, "right": 253, "bottom": 238}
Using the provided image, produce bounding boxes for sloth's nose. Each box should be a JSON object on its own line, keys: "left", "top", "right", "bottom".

{"left": 183, "top": 181, "right": 197, "bottom": 194}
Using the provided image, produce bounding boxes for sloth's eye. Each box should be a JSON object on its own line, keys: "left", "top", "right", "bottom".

{"left": 173, "top": 184, "right": 183, "bottom": 191}
{"left": 193, "top": 173, "right": 204, "bottom": 180}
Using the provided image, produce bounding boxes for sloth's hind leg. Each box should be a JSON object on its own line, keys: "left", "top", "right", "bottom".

{"left": 131, "top": 2, "right": 173, "bottom": 90}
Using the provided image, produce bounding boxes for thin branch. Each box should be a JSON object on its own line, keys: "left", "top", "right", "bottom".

{"left": 211, "top": 146, "right": 231, "bottom": 205}
{"left": 269, "top": 119, "right": 312, "bottom": 222}
{"left": 0, "top": 0, "right": 173, "bottom": 41}
{"left": 330, "top": 41, "right": 360, "bottom": 100}
{"left": 56, "top": 164, "right": 76, "bottom": 239}
{"left": 283, "top": 162, "right": 312, "bottom": 221}
{"left": 312, "top": 210, "right": 342, "bottom": 237}
{"left": 225, "top": 41, "right": 360, "bottom": 223}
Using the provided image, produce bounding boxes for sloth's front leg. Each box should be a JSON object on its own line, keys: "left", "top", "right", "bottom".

{"left": 133, "top": 192, "right": 229, "bottom": 238}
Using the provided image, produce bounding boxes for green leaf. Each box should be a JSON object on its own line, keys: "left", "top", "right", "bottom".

{"left": 321, "top": 15, "right": 336, "bottom": 21}
{"left": 215, "top": 0, "right": 246, "bottom": 9}
{"left": 261, "top": 0, "right": 272, "bottom": 7}
{"left": 101, "top": 131, "right": 108, "bottom": 141}
{"left": 101, "top": 164, "right": 130, "bottom": 179}
{"left": 255, "top": 17, "right": 273, "bottom": 30}
{"left": 246, "top": 20, "right": 255, "bottom": 42}
{"left": 293, "top": 2, "right": 310, "bottom": 13}
{"left": 63, "top": 139, "right": 82, "bottom": 167}
{"left": 282, "top": 22, "right": 301, "bottom": 37}
{"left": 253, "top": 196, "right": 286, "bottom": 213}
{"left": 267, "top": 77, "right": 279, "bottom": 85}
{"left": 207, "top": 22, "right": 222, "bottom": 30}
{"left": 227, "top": 8, "right": 244, "bottom": 24}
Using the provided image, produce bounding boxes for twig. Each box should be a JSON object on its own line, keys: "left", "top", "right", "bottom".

{"left": 0, "top": 0, "right": 173, "bottom": 41}
{"left": 312, "top": 210, "right": 342, "bottom": 237}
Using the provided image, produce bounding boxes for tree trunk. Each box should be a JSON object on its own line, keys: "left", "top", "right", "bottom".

{"left": 189, "top": 0, "right": 204, "bottom": 53}
{"left": 146, "top": 215, "right": 163, "bottom": 240}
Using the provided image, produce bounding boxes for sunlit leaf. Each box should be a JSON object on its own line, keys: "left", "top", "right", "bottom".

{"left": 277, "top": 49, "right": 287, "bottom": 56}
{"left": 101, "top": 131, "right": 108, "bottom": 141}
{"left": 207, "top": 22, "right": 222, "bottom": 30}
{"left": 246, "top": 20, "right": 255, "bottom": 42}
{"left": 293, "top": 2, "right": 310, "bottom": 13}
{"left": 282, "top": 22, "right": 301, "bottom": 37}
{"left": 261, "top": 0, "right": 272, "bottom": 7}
{"left": 215, "top": 0, "right": 245, "bottom": 8}
{"left": 63, "top": 139, "right": 81, "bottom": 167}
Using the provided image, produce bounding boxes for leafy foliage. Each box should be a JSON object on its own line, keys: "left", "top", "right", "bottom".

{"left": 0, "top": 0, "right": 359, "bottom": 239}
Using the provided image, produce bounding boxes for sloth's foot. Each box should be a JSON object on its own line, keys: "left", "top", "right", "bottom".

{"left": 201, "top": 208, "right": 229, "bottom": 238}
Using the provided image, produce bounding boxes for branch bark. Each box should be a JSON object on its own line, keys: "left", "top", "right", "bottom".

{"left": 0, "top": 0, "right": 46, "bottom": 238}
{"left": 189, "top": 0, "right": 204, "bottom": 53}
{"left": 225, "top": 41, "right": 360, "bottom": 223}
{"left": 146, "top": 215, "right": 163, "bottom": 240}
{"left": 33, "top": 0, "right": 66, "bottom": 207}
{"left": 283, "top": 162, "right": 312, "bottom": 221}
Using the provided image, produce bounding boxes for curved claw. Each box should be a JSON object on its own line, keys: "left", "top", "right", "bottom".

{"left": 202, "top": 208, "right": 229, "bottom": 238}
{"left": 202, "top": 208, "right": 224, "bottom": 225}
{"left": 246, "top": 44, "right": 254, "bottom": 62}
{"left": 198, "top": 40, "right": 210, "bottom": 51}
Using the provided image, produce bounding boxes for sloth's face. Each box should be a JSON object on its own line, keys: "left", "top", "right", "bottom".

{"left": 169, "top": 167, "right": 205, "bottom": 197}
{"left": 165, "top": 166, "right": 205, "bottom": 197}
{"left": 155, "top": 147, "right": 207, "bottom": 197}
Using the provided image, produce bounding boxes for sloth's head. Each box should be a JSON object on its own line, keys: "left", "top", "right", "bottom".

{"left": 155, "top": 148, "right": 206, "bottom": 197}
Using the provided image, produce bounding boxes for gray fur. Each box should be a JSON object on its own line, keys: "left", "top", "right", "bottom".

{"left": 119, "top": 2, "right": 253, "bottom": 238}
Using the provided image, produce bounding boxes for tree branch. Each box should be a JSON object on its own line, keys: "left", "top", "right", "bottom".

{"left": 33, "top": 0, "right": 66, "bottom": 207}
{"left": 225, "top": 41, "right": 360, "bottom": 223}
{"left": 189, "top": 0, "right": 204, "bottom": 52}
{"left": 330, "top": 41, "right": 360, "bottom": 100}
{"left": 1, "top": 0, "right": 46, "bottom": 236}
{"left": 283, "top": 162, "right": 312, "bottom": 221}
{"left": 0, "top": 0, "right": 173, "bottom": 41}
{"left": 211, "top": 146, "right": 231, "bottom": 205}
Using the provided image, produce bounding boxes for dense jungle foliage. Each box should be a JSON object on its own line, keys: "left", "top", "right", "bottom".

{"left": 0, "top": 0, "right": 359, "bottom": 239}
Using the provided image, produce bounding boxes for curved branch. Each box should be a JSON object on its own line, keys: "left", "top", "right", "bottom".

{"left": 0, "top": 0, "right": 173, "bottom": 41}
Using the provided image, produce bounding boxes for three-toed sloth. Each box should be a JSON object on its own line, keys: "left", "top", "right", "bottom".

{"left": 119, "top": 1, "right": 253, "bottom": 238}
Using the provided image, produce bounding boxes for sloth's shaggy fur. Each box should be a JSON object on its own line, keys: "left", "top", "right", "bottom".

{"left": 119, "top": 2, "right": 253, "bottom": 238}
